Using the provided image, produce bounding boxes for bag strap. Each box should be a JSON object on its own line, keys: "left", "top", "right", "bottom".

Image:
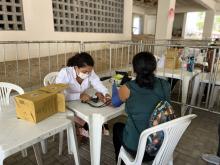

{"left": 129, "top": 112, "right": 141, "bottom": 134}
{"left": 151, "top": 79, "right": 166, "bottom": 101}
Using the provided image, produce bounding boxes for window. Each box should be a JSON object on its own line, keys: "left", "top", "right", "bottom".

{"left": 0, "top": 0, "right": 25, "bottom": 30}
{"left": 52, "top": 0, "right": 124, "bottom": 33}
{"left": 212, "top": 15, "right": 220, "bottom": 39}
{"left": 184, "top": 12, "right": 205, "bottom": 39}
{"left": 132, "top": 14, "right": 143, "bottom": 35}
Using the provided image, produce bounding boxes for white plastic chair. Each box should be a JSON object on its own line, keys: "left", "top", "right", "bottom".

{"left": 0, "top": 82, "right": 31, "bottom": 158}
{"left": 0, "top": 82, "right": 24, "bottom": 108}
{"left": 43, "top": 72, "right": 65, "bottom": 155}
{"left": 43, "top": 72, "right": 59, "bottom": 86}
{"left": 197, "top": 83, "right": 220, "bottom": 109}
{"left": 208, "top": 86, "right": 220, "bottom": 109}
{"left": 117, "top": 114, "right": 197, "bottom": 165}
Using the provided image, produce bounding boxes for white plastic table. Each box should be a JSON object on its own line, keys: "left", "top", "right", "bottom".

{"left": 0, "top": 105, "right": 80, "bottom": 165}
{"left": 155, "top": 68, "right": 200, "bottom": 115}
{"left": 66, "top": 81, "right": 125, "bottom": 165}
{"left": 190, "top": 72, "right": 220, "bottom": 111}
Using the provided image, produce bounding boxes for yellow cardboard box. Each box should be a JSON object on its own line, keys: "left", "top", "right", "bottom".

{"left": 39, "top": 84, "right": 68, "bottom": 93}
{"left": 15, "top": 84, "right": 68, "bottom": 123}
{"left": 165, "top": 48, "right": 180, "bottom": 69}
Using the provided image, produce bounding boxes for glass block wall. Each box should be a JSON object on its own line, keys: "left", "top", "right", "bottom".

{"left": 52, "top": 0, "right": 124, "bottom": 33}
{"left": 0, "top": 0, "right": 25, "bottom": 30}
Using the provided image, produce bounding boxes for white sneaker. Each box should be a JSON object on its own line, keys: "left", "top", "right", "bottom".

{"left": 201, "top": 154, "right": 220, "bottom": 165}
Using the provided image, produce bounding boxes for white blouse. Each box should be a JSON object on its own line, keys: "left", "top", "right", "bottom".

{"left": 56, "top": 67, "right": 109, "bottom": 101}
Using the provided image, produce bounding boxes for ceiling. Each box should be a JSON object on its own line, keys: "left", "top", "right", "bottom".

{"left": 133, "top": 0, "right": 208, "bottom": 14}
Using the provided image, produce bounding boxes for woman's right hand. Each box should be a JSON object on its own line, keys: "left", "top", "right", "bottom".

{"left": 80, "top": 93, "right": 91, "bottom": 102}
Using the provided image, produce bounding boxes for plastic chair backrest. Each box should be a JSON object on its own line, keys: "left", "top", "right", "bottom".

{"left": 0, "top": 82, "right": 24, "bottom": 109}
{"left": 43, "top": 72, "right": 59, "bottom": 86}
{"left": 118, "top": 114, "right": 196, "bottom": 165}
{"left": 137, "top": 114, "right": 196, "bottom": 165}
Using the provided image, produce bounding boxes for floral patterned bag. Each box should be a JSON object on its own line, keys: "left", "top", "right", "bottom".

{"left": 146, "top": 100, "right": 176, "bottom": 156}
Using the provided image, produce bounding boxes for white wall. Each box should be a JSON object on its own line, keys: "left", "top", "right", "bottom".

{"left": 0, "top": 0, "right": 132, "bottom": 41}
{"left": 132, "top": 5, "right": 145, "bottom": 35}
{"left": 181, "top": 13, "right": 187, "bottom": 38}
{"left": 173, "top": 13, "right": 184, "bottom": 30}
{"left": 132, "top": 5, "right": 156, "bottom": 35}
{"left": 195, "top": 0, "right": 216, "bottom": 10}
{"left": 145, "top": 15, "right": 156, "bottom": 35}
{"left": 0, "top": 0, "right": 132, "bottom": 61}
{"left": 132, "top": 5, "right": 147, "bottom": 15}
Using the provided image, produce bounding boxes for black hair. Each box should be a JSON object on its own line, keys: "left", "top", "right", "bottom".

{"left": 67, "top": 52, "right": 94, "bottom": 67}
{"left": 132, "top": 51, "right": 157, "bottom": 89}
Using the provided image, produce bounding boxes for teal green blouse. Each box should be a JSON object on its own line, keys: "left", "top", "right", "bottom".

{"left": 122, "top": 78, "right": 171, "bottom": 151}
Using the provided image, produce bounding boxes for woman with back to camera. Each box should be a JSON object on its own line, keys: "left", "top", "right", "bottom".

{"left": 113, "top": 51, "right": 171, "bottom": 163}
{"left": 56, "top": 52, "right": 110, "bottom": 137}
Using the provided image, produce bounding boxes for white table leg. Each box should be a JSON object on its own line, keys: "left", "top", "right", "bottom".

{"left": 181, "top": 77, "right": 190, "bottom": 116}
{"left": 0, "top": 157, "right": 3, "bottom": 165}
{"left": 21, "top": 149, "right": 27, "bottom": 157}
{"left": 33, "top": 143, "right": 43, "bottom": 165}
{"left": 209, "top": 86, "right": 220, "bottom": 109}
{"left": 197, "top": 83, "right": 206, "bottom": 106}
{"left": 58, "top": 131, "right": 64, "bottom": 155}
{"left": 189, "top": 75, "right": 201, "bottom": 114}
{"left": 67, "top": 128, "right": 71, "bottom": 154}
{"left": 168, "top": 156, "right": 173, "bottom": 165}
{"left": 67, "top": 124, "right": 80, "bottom": 165}
{"left": 40, "top": 140, "right": 47, "bottom": 154}
{"left": 89, "top": 114, "right": 104, "bottom": 165}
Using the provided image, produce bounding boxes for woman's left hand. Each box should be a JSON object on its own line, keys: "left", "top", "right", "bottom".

{"left": 104, "top": 94, "right": 111, "bottom": 102}
{"left": 95, "top": 93, "right": 111, "bottom": 103}
{"left": 95, "top": 92, "right": 105, "bottom": 102}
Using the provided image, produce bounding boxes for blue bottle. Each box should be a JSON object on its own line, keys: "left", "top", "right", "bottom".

{"left": 187, "top": 56, "right": 195, "bottom": 72}
{"left": 111, "top": 81, "right": 123, "bottom": 107}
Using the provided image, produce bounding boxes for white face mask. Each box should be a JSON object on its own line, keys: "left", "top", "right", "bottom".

{"left": 78, "top": 72, "right": 89, "bottom": 80}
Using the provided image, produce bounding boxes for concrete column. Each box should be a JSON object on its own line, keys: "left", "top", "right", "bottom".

{"left": 202, "top": 10, "right": 215, "bottom": 39}
{"left": 143, "top": 15, "right": 148, "bottom": 34}
{"left": 181, "top": 13, "right": 187, "bottom": 38}
{"left": 155, "top": 0, "right": 176, "bottom": 40}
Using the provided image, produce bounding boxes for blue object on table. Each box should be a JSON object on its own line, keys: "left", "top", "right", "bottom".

{"left": 187, "top": 56, "right": 195, "bottom": 72}
{"left": 111, "top": 82, "right": 123, "bottom": 107}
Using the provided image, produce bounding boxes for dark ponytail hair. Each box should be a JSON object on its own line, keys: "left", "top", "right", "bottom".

{"left": 67, "top": 52, "right": 94, "bottom": 67}
{"left": 132, "top": 51, "right": 157, "bottom": 89}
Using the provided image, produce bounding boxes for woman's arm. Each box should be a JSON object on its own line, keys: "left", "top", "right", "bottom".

{"left": 118, "top": 85, "right": 130, "bottom": 102}
{"left": 89, "top": 70, "right": 109, "bottom": 96}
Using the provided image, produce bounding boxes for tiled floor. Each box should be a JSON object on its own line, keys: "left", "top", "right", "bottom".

{"left": 3, "top": 106, "right": 220, "bottom": 165}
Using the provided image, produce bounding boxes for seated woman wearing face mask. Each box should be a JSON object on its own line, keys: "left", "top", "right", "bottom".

{"left": 56, "top": 52, "right": 111, "bottom": 137}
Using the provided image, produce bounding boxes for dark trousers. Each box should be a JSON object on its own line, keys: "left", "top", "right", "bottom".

{"left": 218, "top": 124, "right": 220, "bottom": 157}
{"left": 113, "top": 123, "right": 125, "bottom": 162}
{"left": 113, "top": 123, "right": 154, "bottom": 163}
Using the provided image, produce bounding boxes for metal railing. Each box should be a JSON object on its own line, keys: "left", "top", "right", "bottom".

{"left": 0, "top": 40, "right": 220, "bottom": 114}
{"left": 0, "top": 41, "right": 81, "bottom": 90}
